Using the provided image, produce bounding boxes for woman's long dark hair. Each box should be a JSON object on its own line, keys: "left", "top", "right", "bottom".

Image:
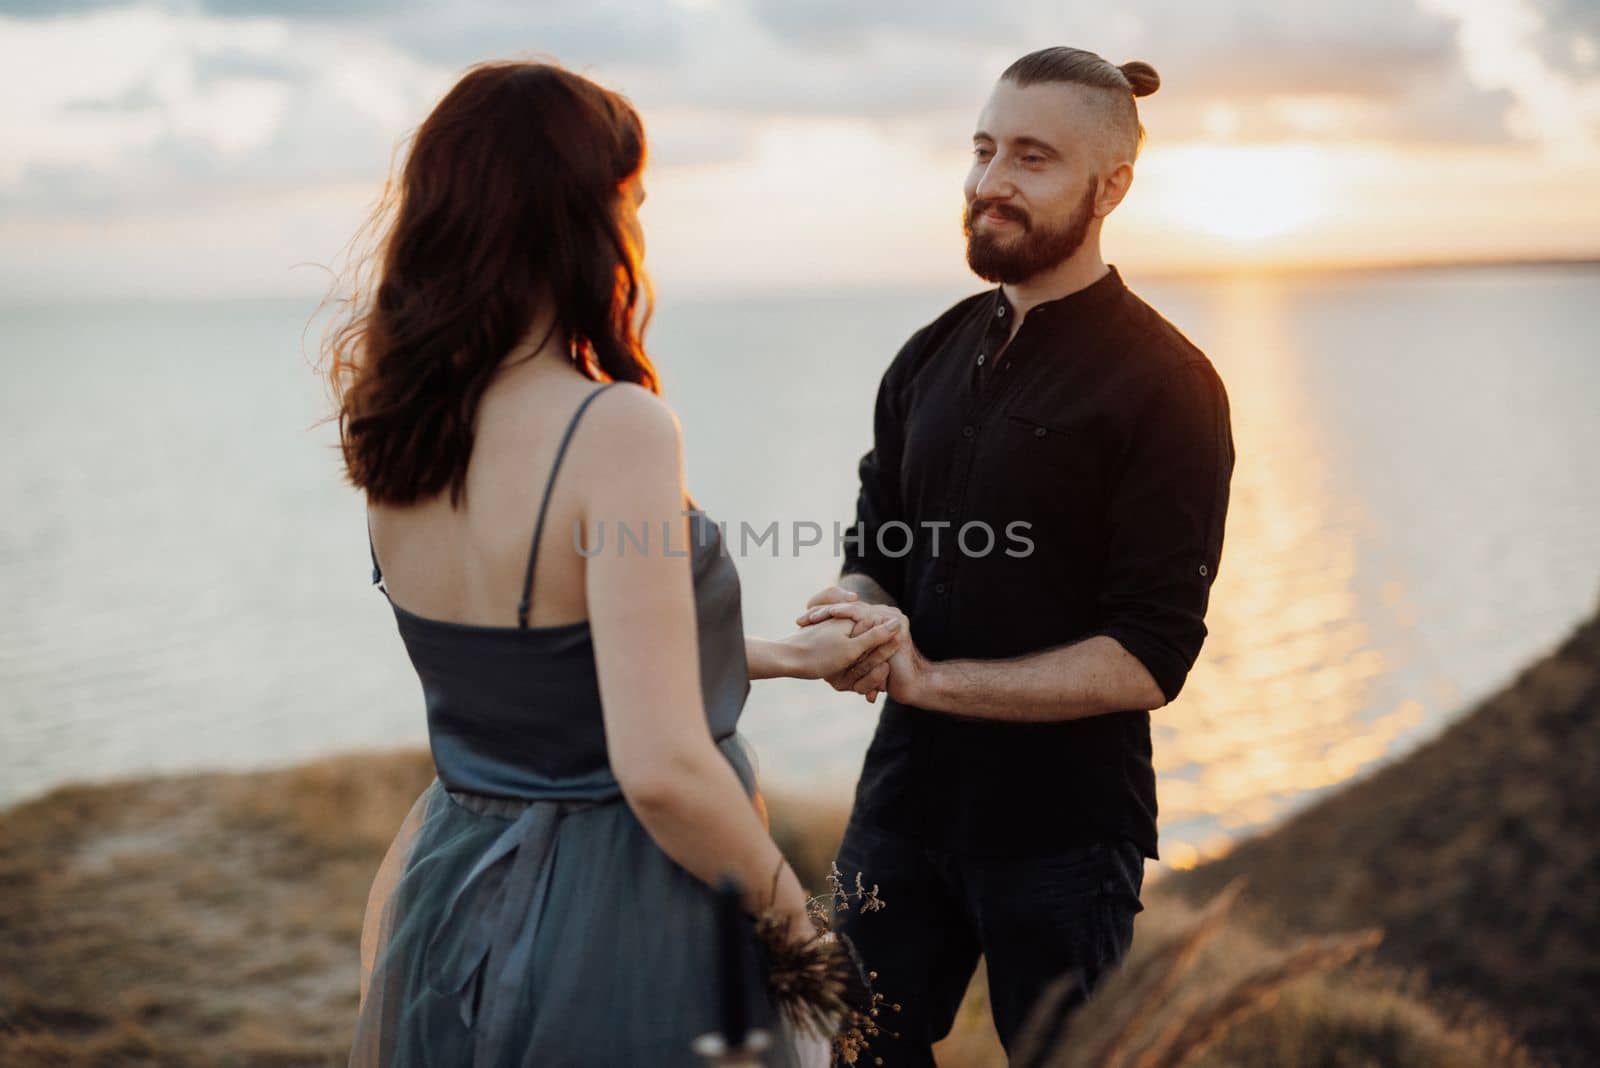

{"left": 320, "top": 60, "right": 658, "bottom": 507}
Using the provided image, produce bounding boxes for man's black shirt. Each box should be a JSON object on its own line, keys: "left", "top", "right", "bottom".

{"left": 841, "top": 264, "right": 1235, "bottom": 860}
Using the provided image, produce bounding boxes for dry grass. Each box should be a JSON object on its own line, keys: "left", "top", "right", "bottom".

{"left": 0, "top": 747, "right": 436, "bottom": 1067}
{"left": 1166, "top": 592, "right": 1600, "bottom": 1067}
{"left": 934, "top": 887, "right": 1543, "bottom": 1068}
{"left": 0, "top": 759, "right": 1550, "bottom": 1068}
{"left": 763, "top": 790, "right": 850, "bottom": 890}
{"left": 0, "top": 750, "right": 861, "bottom": 1067}
{"left": 5, "top": 587, "right": 1591, "bottom": 1068}
{"left": 764, "top": 802, "right": 1547, "bottom": 1068}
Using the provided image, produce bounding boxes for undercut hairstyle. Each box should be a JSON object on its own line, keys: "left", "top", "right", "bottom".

{"left": 1000, "top": 47, "right": 1161, "bottom": 164}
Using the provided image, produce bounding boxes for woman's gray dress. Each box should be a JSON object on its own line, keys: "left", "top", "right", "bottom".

{"left": 349, "top": 382, "right": 802, "bottom": 1067}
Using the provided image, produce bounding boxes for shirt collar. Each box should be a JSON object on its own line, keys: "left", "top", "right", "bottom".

{"left": 990, "top": 263, "right": 1125, "bottom": 327}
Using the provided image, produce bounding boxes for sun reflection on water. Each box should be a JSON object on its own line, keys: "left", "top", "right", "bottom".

{"left": 1153, "top": 276, "right": 1430, "bottom": 872}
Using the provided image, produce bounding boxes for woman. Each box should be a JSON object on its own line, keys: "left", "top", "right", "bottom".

{"left": 322, "top": 61, "right": 900, "bottom": 1065}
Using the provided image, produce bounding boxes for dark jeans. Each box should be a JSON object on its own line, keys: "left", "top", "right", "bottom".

{"left": 833, "top": 818, "right": 1145, "bottom": 1067}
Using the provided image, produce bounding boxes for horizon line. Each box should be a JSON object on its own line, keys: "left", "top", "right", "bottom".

{"left": 1, "top": 252, "right": 1596, "bottom": 309}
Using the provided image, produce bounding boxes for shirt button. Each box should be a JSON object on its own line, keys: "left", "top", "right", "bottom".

{"left": 934, "top": 582, "right": 947, "bottom": 594}
{"left": 976, "top": 353, "right": 986, "bottom": 366}
{"left": 997, "top": 305, "right": 1006, "bottom": 318}
{"left": 962, "top": 425, "right": 975, "bottom": 438}
{"left": 1034, "top": 426, "right": 1047, "bottom": 438}
{"left": 1198, "top": 563, "right": 1209, "bottom": 576}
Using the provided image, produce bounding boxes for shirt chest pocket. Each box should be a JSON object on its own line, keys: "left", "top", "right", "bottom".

{"left": 998, "top": 400, "right": 1106, "bottom": 514}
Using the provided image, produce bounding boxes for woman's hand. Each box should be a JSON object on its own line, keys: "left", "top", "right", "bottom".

{"left": 781, "top": 614, "right": 902, "bottom": 682}
{"left": 795, "top": 601, "right": 906, "bottom": 701}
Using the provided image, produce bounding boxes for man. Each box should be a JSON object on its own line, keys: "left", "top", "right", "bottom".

{"left": 797, "top": 47, "right": 1235, "bottom": 1064}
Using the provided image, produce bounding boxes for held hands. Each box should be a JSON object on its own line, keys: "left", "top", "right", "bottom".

{"left": 779, "top": 609, "right": 903, "bottom": 687}
{"left": 795, "top": 587, "right": 930, "bottom": 705}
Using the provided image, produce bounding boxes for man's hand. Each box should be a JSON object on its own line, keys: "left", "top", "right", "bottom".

{"left": 799, "top": 599, "right": 931, "bottom": 705}
{"left": 882, "top": 613, "right": 932, "bottom": 705}
{"left": 797, "top": 586, "right": 893, "bottom": 701}
{"left": 779, "top": 614, "right": 903, "bottom": 683}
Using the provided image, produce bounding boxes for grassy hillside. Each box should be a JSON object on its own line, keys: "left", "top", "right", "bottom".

{"left": 5, "top": 591, "right": 1593, "bottom": 1065}
{"left": 1167, "top": 591, "right": 1600, "bottom": 1066}
{"left": 0, "top": 749, "right": 434, "bottom": 1065}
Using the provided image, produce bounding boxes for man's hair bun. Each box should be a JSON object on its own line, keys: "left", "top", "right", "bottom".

{"left": 1119, "top": 60, "right": 1160, "bottom": 98}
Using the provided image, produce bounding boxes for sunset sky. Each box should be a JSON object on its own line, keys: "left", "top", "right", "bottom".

{"left": 2, "top": 0, "right": 1598, "bottom": 300}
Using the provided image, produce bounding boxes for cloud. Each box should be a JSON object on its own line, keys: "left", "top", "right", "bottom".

{"left": 0, "top": 0, "right": 690, "bottom": 68}
{"left": 5, "top": 0, "right": 1536, "bottom": 134}
{"left": 742, "top": 0, "right": 1453, "bottom": 96}
{"left": 377, "top": 2, "right": 692, "bottom": 70}
{"left": 2, "top": 0, "right": 1596, "bottom": 240}
{"left": 1421, "top": 0, "right": 1600, "bottom": 155}
{"left": 64, "top": 80, "right": 165, "bottom": 114}
{"left": 0, "top": 0, "right": 400, "bottom": 14}
{"left": 739, "top": 0, "right": 1525, "bottom": 144}
{"left": 0, "top": 7, "right": 441, "bottom": 218}
{"left": 1526, "top": 0, "right": 1600, "bottom": 74}
{"left": 745, "top": 0, "right": 1056, "bottom": 52}
{"left": 0, "top": 0, "right": 114, "bottom": 14}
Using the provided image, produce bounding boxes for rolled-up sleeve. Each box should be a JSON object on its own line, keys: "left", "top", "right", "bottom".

{"left": 1091, "top": 359, "right": 1235, "bottom": 704}
{"left": 840, "top": 338, "right": 915, "bottom": 604}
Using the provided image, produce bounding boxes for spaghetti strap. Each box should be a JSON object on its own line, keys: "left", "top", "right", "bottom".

{"left": 367, "top": 513, "right": 384, "bottom": 588}
{"left": 518, "top": 382, "right": 617, "bottom": 628}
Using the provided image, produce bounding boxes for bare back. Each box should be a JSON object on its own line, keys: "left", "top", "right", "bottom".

{"left": 367, "top": 355, "right": 614, "bottom": 630}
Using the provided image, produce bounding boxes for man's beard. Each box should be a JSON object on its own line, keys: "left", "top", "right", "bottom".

{"left": 964, "top": 179, "right": 1097, "bottom": 285}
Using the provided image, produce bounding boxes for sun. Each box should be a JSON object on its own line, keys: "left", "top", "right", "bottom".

{"left": 1148, "top": 144, "right": 1332, "bottom": 243}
